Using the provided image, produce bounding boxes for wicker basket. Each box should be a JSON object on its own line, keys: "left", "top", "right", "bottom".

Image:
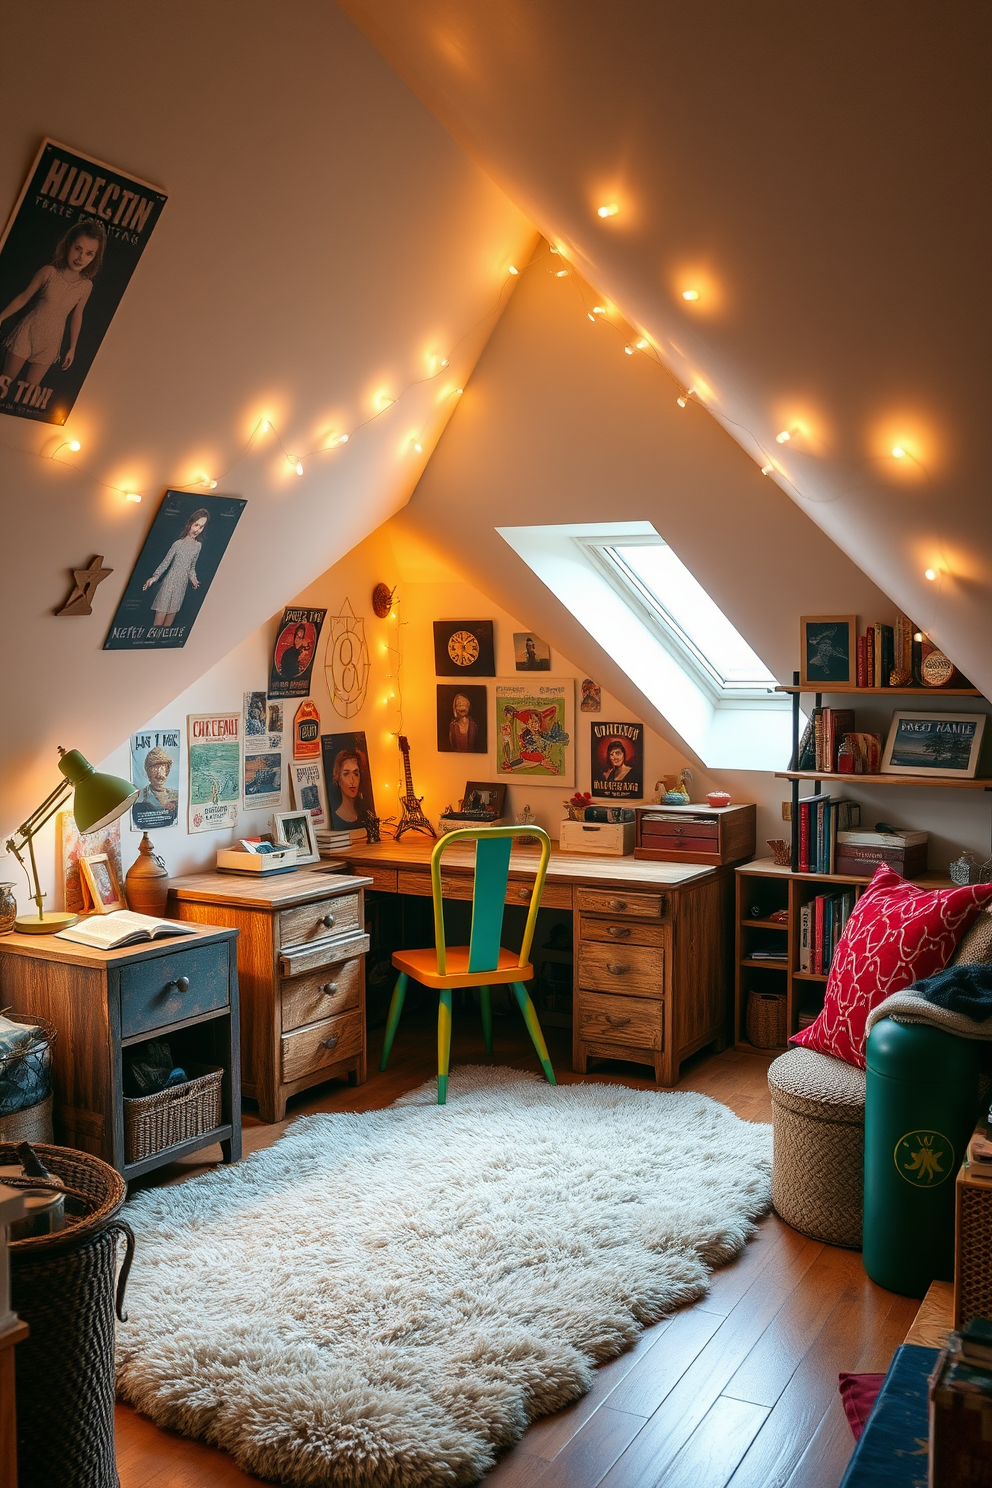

{"left": 0, "top": 1090, "right": 53, "bottom": 1143}
{"left": 747, "top": 990, "right": 788, "bottom": 1049}
{"left": 5, "top": 1143, "right": 133, "bottom": 1488}
{"left": 0, "top": 1013, "right": 56, "bottom": 1116}
{"left": 123, "top": 1062, "right": 223, "bottom": 1164}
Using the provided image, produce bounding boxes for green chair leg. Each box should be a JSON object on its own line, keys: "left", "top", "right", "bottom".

{"left": 511, "top": 982, "right": 556, "bottom": 1085}
{"left": 380, "top": 972, "right": 408, "bottom": 1071}
{"left": 479, "top": 985, "right": 493, "bottom": 1056}
{"left": 437, "top": 988, "right": 453, "bottom": 1104}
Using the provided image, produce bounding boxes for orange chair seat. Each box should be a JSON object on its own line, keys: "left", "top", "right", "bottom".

{"left": 391, "top": 945, "right": 533, "bottom": 990}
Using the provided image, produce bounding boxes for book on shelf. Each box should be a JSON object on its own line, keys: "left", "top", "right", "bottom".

{"left": 823, "top": 709, "right": 855, "bottom": 771}
{"left": 750, "top": 947, "right": 788, "bottom": 961}
{"left": 56, "top": 910, "right": 192, "bottom": 950}
{"left": 803, "top": 889, "right": 855, "bottom": 975}
{"left": 797, "top": 797, "right": 860, "bottom": 873}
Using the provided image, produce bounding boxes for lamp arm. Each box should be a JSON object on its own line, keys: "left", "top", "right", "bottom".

{"left": 4, "top": 777, "right": 73, "bottom": 922}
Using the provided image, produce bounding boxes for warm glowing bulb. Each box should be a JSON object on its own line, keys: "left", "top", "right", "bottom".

{"left": 259, "top": 419, "right": 270, "bottom": 432}
{"left": 776, "top": 429, "right": 791, "bottom": 443}
{"left": 636, "top": 338, "right": 649, "bottom": 349}
{"left": 508, "top": 265, "right": 518, "bottom": 275}
{"left": 68, "top": 439, "right": 81, "bottom": 452}
{"left": 924, "top": 568, "right": 937, "bottom": 581}
{"left": 555, "top": 269, "right": 569, "bottom": 277}
{"left": 593, "top": 306, "right": 606, "bottom": 315}
{"left": 441, "top": 358, "right": 449, "bottom": 367}
{"left": 597, "top": 203, "right": 619, "bottom": 218}
{"left": 681, "top": 289, "right": 700, "bottom": 301}
{"left": 587, "top": 313, "right": 596, "bottom": 322}
{"left": 624, "top": 346, "right": 634, "bottom": 355}
{"left": 676, "top": 395, "right": 687, "bottom": 407}
{"left": 454, "top": 388, "right": 463, "bottom": 395}
{"left": 295, "top": 461, "right": 304, "bottom": 476}
{"left": 914, "top": 631, "right": 924, "bottom": 643}
{"left": 761, "top": 462, "right": 774, "bottom": 475}
{"left": 892, "top": 446, "right": 906, "bottom": 459}
{"left": 414, "top": 442, "right": 423, "bottom": 453}
{"left": 124, "top": 491, "right": 141, "bottom": 503}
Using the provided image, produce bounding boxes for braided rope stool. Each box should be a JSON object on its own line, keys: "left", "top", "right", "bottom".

{"left": 768, "top": 1047, "right": 866, "bottom": 1249}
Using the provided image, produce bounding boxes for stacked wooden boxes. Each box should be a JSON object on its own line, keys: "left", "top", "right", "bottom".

{"left": 634, "top": 803, "right": 756, "bottom": 867}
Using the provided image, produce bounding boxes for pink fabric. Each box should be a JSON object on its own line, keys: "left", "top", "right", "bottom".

{"left": 838, "top": 1372, "right": 885, "bottom": 1438}
{"left": 792, "top": 864, "right": 992, "bottom": 1068}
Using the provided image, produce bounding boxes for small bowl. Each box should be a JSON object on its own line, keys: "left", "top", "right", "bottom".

{"left": 706, "top": 791, "right": 732, "bottom": 809}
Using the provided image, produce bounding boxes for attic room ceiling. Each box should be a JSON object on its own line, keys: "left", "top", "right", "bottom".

{"left": 342, "top": 0, "right": 992, "bottom": 695}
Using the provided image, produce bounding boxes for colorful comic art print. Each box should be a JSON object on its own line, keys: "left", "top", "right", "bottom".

{"left": 495, "top": 678, "right": 573, "bottom": 787}
{"left": 130, "top": 726, "right": 181, "bottom": 829}
{"left": 187, "top": 713, "right": 240, "bottom": 833}
{"left": 56, "top": 809, "right": 123, "bottom": 914}
{"left": 268, "top": 606, "right": 326, "bottom": 699}
{"left": 590, "top": 722, "right": 644, "bottom": 800}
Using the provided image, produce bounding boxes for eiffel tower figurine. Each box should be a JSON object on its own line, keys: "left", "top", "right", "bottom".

{"left": 395, "top": 735, "right": 436, "bottom": 841}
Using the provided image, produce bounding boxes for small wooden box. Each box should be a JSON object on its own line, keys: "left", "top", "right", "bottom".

{"left": 559, "top": 819, "right": 635, "bottom": 856}
{"left": 634, "top": 803, "right": 755, "bottom": 866}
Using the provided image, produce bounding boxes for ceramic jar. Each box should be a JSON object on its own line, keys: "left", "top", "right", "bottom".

{"left": 0, "top": 883, "right": 16, "bottom": 935}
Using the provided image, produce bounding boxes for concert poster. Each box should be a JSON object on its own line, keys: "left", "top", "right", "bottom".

{"left": 590, "top": 722, "right": 644, "bottom": 799}
{"left": 268, "top": 607, "right": 326, "bottom": 699}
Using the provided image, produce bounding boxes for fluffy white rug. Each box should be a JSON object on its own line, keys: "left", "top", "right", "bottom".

{"left": 118, "top": 1067, "right": 772, "bottom": 1486}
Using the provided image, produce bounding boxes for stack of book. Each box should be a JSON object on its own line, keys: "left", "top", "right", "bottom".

{"left": 797, "top": 707, "right": 882, "bottom": 774}
{"left": 799, "top": 889, "right": 856, "bottom": 974}
{"left": 316, "top": 828, "right": 353, "bottom": 855}
{"left": 796, "top": 796, "right": 861, "bottom": 873}
{"left": 857, "top": 613, "right": 915, "bottom": 687}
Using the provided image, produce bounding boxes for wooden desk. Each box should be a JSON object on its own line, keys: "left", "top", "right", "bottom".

{"left": 326, "top": 840, "right": 733, "bottom": 1086}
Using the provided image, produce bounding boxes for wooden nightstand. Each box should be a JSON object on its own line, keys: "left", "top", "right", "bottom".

{"left": 0, "top": 924, "right": 241, "bottom": 1178}
{"left": 169, "top": 870, "right": 372, "bottom": 1122}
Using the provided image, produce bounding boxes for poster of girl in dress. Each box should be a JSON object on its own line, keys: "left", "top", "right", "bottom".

{"left": 0, "top": 140, "right": 167, "bottom": 425}
{"left": 104, "top": 490, "right": 247, "bottom": 649}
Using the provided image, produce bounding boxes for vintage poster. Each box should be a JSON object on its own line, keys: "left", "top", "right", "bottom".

{"left": 580, "top": 679, "right": 602, "bottom": 713}
{"left": 288, "top": 758, "right": 329, "bottom": 829}
{"left": 242, "top": 690, "right": 282, "bottom": 809}
{"left": 293, "top": 699, "right": 320, "bottom": 758}
{"left": 269, "top": 606, "right": 326, "bottom": 699}
{"left": 320, "top": 730, "right": 377, "bottom": 832}
{"left": 104, "top": 490, "right": 246, "bottom": 650}
{"left": 130, "top": 726, "right": 181, "bottom": 829}
{"left": 187, "top": 712, "right": 240, "bottom": 833}
{"left": 56, "top": 810, "right": 124, "bottom": 914}
{"left": 436, "top": 684, "right": 488, "bottom": 753}
{"left": 495, "top": 678, "right": 574, "bottom": 787}
{"left": 513, "top": 632, "right": 551, "bottom": 671}
{"left": 0, "top": 140, "right": 167, "bottom": 425}
{"left": 590, "top": 722, "right": 644, "bottom": 800}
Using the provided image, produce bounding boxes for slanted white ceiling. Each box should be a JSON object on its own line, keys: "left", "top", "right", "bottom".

{"left": 0, "top": 0, "right": 533, "bottom": 828}
{"left": 342, "top": 0, "right": 992, "bottom": 694}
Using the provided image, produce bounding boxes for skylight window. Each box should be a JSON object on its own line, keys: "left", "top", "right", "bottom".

{"left": 588, "top": 539, "right": 777, "bottom": 694}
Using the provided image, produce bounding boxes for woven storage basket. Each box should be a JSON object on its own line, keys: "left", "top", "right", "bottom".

{"left": 0, "top": 1013, "right": 56, "bottom": 1116}
{"left": 0, "top": 1090, "right": 53, "bottom": 1143}
{"left": 5, "top": 1142, "right": 133, "bottom": 1488}
{"left": 124, "top": 1062, "right": 222, "bottom": 1164}
{"left": 768, "top": 1047, "right": 866, "bottom": 1248}
{"left": 746, "top": 991, "right": 787, "bottom": 1048}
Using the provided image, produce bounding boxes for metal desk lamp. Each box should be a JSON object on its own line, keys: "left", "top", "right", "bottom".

{"left": 5, "top": 747, "right": 139, "bottom": 933}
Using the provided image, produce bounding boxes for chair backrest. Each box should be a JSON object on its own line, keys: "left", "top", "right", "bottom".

{"left": 429, "top": 825, "right": 552, "bottom": 976}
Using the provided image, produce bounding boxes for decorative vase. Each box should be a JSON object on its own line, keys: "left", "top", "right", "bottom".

{"left": 124, "top": 834, "right": 170, "bottom": 916}
{"left": 0, "top": 883, "right": 16, "bottom": 935}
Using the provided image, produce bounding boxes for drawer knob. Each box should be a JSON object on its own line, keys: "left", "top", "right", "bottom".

{"left": 607, "top": 899, "right": 628, "bottom": 912}
{"left": 321, "top": 982, "right": 338, "bottom": 995}
{"left": 606, "top": 963, "right": 631, "bottom": 976}
{"left": 606, "top": 1014, "right": 631, "bottom": 1028}
{"left": 321, "top": 1034, "right": 338, "bottom": 1051}
{"left": 167, "top": 976, "right": 190, "bottom": 993}
{"left": 517, "top": 888, "right": 529, "bottom": 900}
{"left": 607, "top": 926, "right": 631, "bottom": 940}
{"left": 321, "top": 914, "right": 335, "bottom": 928}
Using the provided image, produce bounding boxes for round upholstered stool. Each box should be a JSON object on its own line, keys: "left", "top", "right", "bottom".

{"left": 768, "top": 1047, "right": 866, "bottom": 1249}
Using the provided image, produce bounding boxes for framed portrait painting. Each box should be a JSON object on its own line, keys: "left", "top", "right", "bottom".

{"left": 436, "top": 684, "right": 488, "bottom": 753}
{"left": 320, "top": 730, "right": 377, "bottom": 833}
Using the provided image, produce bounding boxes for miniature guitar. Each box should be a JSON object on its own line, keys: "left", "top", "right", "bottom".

{"left": 395, "top": 736, "right": 436, "bottom": 840}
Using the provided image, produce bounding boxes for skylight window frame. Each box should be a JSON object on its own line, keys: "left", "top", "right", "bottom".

{"left": 576, "top": 533, "right": 779, "bottom": 706}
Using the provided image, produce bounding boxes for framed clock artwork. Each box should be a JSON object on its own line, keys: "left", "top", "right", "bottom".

{"left": 433, "top": 619, "right": 496, "bottom": 677}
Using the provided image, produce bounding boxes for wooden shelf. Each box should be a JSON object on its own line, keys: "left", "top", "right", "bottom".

{"left": 740, "top": 957, "right": 788, "bottom": 970}
{"left": 793, "top": 970, "right": 829, "bottom": 982}
{"left": 736, "top": 857, "right": 953, "bottom": 886}
{"left": 776, "top": 684, "right": 981, "bottom": 696}
{"left": 741, "top": 918, "right": 789, "bottom": 929}
{"left": 776, "top": 771, "right": 992, "bottom": 789}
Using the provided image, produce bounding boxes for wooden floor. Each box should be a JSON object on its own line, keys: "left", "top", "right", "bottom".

{"left": 116, "top": 1009, "right": 916, "bottom": 1488}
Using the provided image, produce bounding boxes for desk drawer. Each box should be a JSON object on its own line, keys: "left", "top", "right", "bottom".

{"left": 579, "top": 916, "right": 666, "bottom": 948}
{"left": 281, "top": 956, "right": 362, "bottom": 1032}
{"left": 363, "top": 867, "right": 398, "bottom": 894}
{"left": 120, "top": 941, "right": 230, "bottom": 1039}
{"left": 577, "top": 940, "right": 664, "bottom": 997}
{"left": 577, "top": 991, "right": 662, "bottom": 1050}
{"left": 281, "top": 1009, "right": 363, "bottom": 1083}
{"left": 505, "top": 879, "right": 572, "bottom": 911}
{"left": 574, "top": 887, "right": 667, "bottom": 920}
{"left": 397, "top": 870, "right": 474, "bottom": 900}
{"left": 279, "top": 892, "right": 361, "bottom": 949}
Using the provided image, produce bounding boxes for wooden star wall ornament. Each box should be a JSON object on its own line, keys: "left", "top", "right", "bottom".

{"left": 56, "top": 555, "right": 114, "bottom": 616}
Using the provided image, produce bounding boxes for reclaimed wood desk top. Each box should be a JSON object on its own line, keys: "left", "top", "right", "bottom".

{"left": 168, "top": 867, "right": 373, "bottom": 911}
{"left": 0, "top": 920, "right": 235, "bottom": 971}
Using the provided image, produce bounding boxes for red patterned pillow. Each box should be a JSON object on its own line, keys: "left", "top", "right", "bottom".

{"left": 791, "top": 864, "right": 992, "bottom": 1068}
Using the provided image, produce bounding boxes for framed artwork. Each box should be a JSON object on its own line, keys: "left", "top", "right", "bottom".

{"left": 268, "top": 606, "right": 326, "bottom": 699}
{"left": 130, "top": 727, "right": 180, "bottom": 830}
{"left": 800, "top": 615, "right": 856, "bottom": 688}
{"left": 293, "top": 700, "right": 321, "bottom": 759}
{"left": 462, "top": 782, "right": 507, "bottom": 816}
{"left": 495, "top": 678, "right": 574, "bottom": 787}
{"left": 320, "top": 730, "right": 377, "bottom": 833}
{"left": 433, "top": 620, "right": 495, "bottom": 677}
{"left": 590, "top": 722, "right": 644, "bottom": 800}
{"left": 79, "top": 853, "right": 125, "bottom": 915}
{"left": 882, "top": 712, "right": 986, "bottom": 778}
{"left": 436, "top": 684, "right": 488, "bottom": 753}
{"left": 580, "top": 679, "right": 601, "bottom": 713}
{"left": 0, "top": 139, "right": 167, "bottom": 426}
{"left": 271, "top": 809, "right": 319, "bottom": 864}
{"left": 288, "top": 759, "right": 329, "bottom": 829}
{"left": 513, "top": 632, "right": 551, "bottom": 671}
{"left": 57, "top": 810, "right": 123, "bottom": 914}
{"left": 105, "top": 491, "right": 247, "bottom": 650}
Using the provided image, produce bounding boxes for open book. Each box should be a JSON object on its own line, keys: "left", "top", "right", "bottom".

{"left": 55, "top": 910, "right": 193, "bottom": 950}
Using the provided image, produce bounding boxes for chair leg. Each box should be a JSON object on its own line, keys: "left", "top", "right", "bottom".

{"left": 511, "top": 982, "right": 557, "bottom": 1086}
{"left": 379, "top": 972, "right": 408, "bottom": 1071}
{"left": 479, "top": 986, "right": 493, "bottom": 1056}
{"left": 437, "top": 988, "right": 453, "bottom": 1104}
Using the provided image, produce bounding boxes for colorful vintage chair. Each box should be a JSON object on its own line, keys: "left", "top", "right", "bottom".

{"left": 380, "top": 825, "right": 557, "bottom": 1104}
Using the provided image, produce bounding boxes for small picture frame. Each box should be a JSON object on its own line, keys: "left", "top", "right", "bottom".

{"left": 271, "top": 809, "right": 320, "bottom": 864}
{"left": 462, "top": 781, "right": 508, "bottom": 817}
{"left": 800, "top": 615, "right": 856, "bottom": 688}
{"left": 79, "top": 852, "right": 126, "bottom": 915}
{"left": 882, "top": 711, "right": 986, "bottom": 779}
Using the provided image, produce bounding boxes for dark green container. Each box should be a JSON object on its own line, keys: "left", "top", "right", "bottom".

{"left": 864, "top": 1019, "right": 981, "bottom": 1297}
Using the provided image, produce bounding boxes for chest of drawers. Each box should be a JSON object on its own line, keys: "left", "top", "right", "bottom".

{"left": 169, "top": 869, "right": 371, "bottom": 1122}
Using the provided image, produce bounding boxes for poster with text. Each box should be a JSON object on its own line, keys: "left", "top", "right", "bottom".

{"left": 0, "top": 140, "right": 167, "bottom": 425}
{"left": 242, "top": 690, "right": 282, "bottom": 809}
{"left": 495, "top": 678, "right": 573, "bottom": 787}
{"left": 268, "top": 607, "right": 326, "bottom": 698}
{"left": 289, "top": 759, "right": 328, "bottom": 828}
{"left": 320, "top": 730, "right": 376, "bottom": 832}
{"left": 130, "top": 726, "right": 181, "bottom": 829}
{"left": 105, "top": 490, "right": 246, "bottom": 650}
{"left": 187, "top": 713, "right": 240, "bottom": 833}
{"left": 590, "top": 722, "right": 644, "bottom": 800}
